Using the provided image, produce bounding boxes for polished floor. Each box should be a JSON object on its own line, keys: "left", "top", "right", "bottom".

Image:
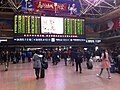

{"left": 0, "top": 60, "right": 120, "bottom": 90}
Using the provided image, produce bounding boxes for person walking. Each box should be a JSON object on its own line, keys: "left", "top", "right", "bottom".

{"left": 63, "top": 49, "right": 68, "bottom": 66}
{"left": 33, "top": 50, "right": 42, "bottom": 80}
{"left": 70, "top": 49, "right": 75, "bottom": 66}
{"left": 4, "top": 51, "right": 10, "bottom": 71}
{"left": 97, "top": 49, "right": 111, "bottom": 79}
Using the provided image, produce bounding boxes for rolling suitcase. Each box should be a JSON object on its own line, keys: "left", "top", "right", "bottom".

{"left": 86, "top": 62, "right": 93, "bottom": 69}
{"left": 40, "top": 68, "right": 45, "bottom": 78}
{"left": 110, "top": 64, "right": 115, "bottom": 73}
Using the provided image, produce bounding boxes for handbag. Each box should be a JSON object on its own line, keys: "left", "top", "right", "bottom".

{"left": 41, "top": 61, "right": 48, "bottom": 69}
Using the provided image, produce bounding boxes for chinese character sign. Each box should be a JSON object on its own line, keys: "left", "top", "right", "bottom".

{"left": 21, "top": 0, "right": 80, "bottom": 15}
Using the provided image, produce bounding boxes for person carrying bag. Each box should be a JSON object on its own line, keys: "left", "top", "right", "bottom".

{"left": 33, "top": 50, "right": 42, "bottom": 80}
{"left": 39, "top": 51, "right": 48, "bottom": 78}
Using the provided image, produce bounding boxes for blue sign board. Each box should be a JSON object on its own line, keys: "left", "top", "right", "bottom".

{"left": 14, "top": 37, "right": 85, "bottom": 42}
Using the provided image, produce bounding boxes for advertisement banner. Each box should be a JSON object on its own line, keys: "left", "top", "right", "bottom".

{"left": 21, "top": 0, "right": 34, "bottom": 11}
{"left": 21, "top": 0, "right": 80, "bottom": 15}
{"left": 34, "top": 0, "right": 67, "bottom": 12}
{"left": 51, "top": 0, "right": 80, "bottom": 15}
{"left": 34, "top": 1, "right": 55, "bottom": 11}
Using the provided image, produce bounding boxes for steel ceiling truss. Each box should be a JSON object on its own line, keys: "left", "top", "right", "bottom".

{"left": 79, "top": 0, "right": 120, "bottom": 18}
{"left": 0, "top": 0, "right": 23, "bottom": 12}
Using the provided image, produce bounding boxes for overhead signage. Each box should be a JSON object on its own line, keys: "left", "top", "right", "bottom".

{"left": 14, "top": 38, "right": 101, "bottom": 43}
{"left": 14, "top": 37, "right": 86, "bottom": 42}
{"left": 86, "top": 39, "right": 101, "bottom": 43}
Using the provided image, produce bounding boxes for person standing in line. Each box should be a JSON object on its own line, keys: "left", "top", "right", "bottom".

{"left": 32, "top": 50, "right": 42, "bottom": 80}
{"left": 75, "top": 49, "right": 83, "bottom": 73}
{"left": 97, "top": 49, "right": 111, "bottom": 79}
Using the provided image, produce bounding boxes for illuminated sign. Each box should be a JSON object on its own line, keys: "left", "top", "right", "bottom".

{"left": 14, "top": 37, "right": 86, "bottom": 42}
{"left": 14, "top": 15, "right": 85, "bottom": 36}
{"left": 34, "top": 1, "right": 67, "bottom": 12}
{"left": 86, "top": 39, "right": 101, "bottom": 43}
{"left": 23, "top": 34, "right": 78, "bottom": 38}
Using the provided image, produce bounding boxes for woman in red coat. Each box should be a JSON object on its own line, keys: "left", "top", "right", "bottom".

{"left": 97, "top": 49, "right": 111, "bottom": 79}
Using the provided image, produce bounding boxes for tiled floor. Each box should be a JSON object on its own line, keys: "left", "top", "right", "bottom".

{"left": 0, "top": 61, "right": 120, "bottom": 90}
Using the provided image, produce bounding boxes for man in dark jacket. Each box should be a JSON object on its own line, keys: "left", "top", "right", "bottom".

{"left": 75, "top": 50, "right": 83, "bottom": 73}
{"left": 15, "top": 51, "right": 21, "bottom": 63}
{"left": 52, "top": 50, "right": 58, "bottom": 65}
{"left": 70, "top": 49, "right": 75, "bottom": 66}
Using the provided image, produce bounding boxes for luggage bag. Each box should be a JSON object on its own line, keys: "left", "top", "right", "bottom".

{"left": 110, "top": 64, "right": 115, "bottom": 73}
{"left": 86, "top": 62, "right": 93, "bottom": 69}
{"left": 40, "top": 68, "right": 45, "bottom": 78}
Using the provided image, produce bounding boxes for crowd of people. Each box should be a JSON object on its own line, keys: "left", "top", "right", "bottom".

{"left": 1, "top": 47, "right": 120, "bottom": 80}
{"left": 0, "top": 50, "right": 33, "bottom": 71}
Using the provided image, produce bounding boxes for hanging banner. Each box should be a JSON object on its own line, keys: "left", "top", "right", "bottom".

{"left": 21, "top": 0, "right": 80, "bottom": 15}
{"left": 51, "top": 0, "right": 80, "bottom": 15}
{"left": 34, "top": 0, "right": 67, "bottom": 12}
{"left": 34, "top": 1, "right": 55, "bottom": 11}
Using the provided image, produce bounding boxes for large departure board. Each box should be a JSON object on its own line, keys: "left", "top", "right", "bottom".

{"left": 14, "top": 15, "right": 40, "bottom": 34}
{"left": 63, "top": 18, "right": 84, "bottom": 35}
{"left": 14, "top": 15, "right": 84, "bottom": 36}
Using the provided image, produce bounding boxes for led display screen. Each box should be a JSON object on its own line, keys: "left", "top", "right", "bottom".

{"left": 41, "top": 16, "right": 63, "bottom": 34}
{"left": 64, "top": 18, "right": 84, "bottom": 35}
{"left": 14, "top": 15, "right": 84, "bottom": 36}
{"left": 14, "top": 15, "right": 40, "bottom": 34}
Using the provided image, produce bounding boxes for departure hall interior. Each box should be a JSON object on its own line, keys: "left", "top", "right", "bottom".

{"left": 1, "top": 0, "right": 120, "bottom": 90}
